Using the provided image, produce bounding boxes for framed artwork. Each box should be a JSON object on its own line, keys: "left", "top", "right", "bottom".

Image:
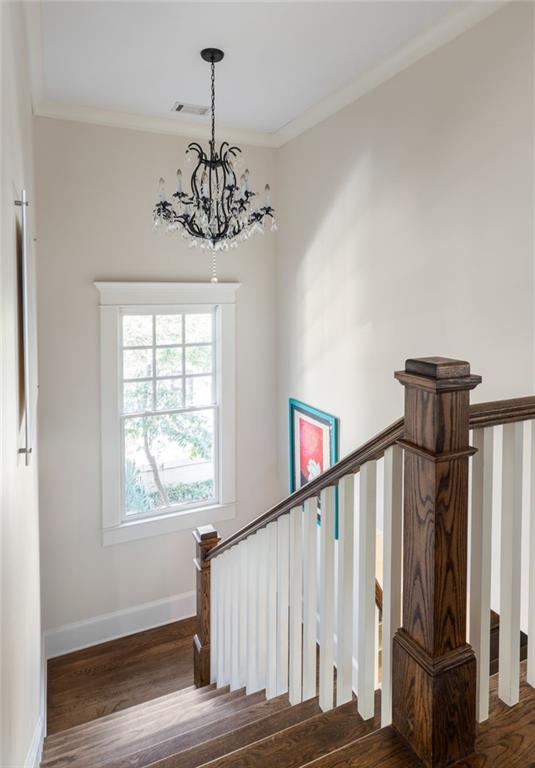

{"left": 288, "top": 398, "right": 339, "bottom": 494}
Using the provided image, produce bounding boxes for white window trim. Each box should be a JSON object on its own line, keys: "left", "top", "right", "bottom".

{"left": 95, "top": 282, "right": 240, "bottom": 545}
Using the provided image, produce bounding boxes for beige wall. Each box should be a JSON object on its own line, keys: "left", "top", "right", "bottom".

{"left": 275, "top": 2, "right": 534, "bottom": 488}
{"left": 34, "top": 118, "right": 278, "bottom": 634}
{"left": 1, "top": 3, "right": 43, "bottom": 766}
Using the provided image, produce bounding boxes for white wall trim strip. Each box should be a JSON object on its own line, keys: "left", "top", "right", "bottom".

{"left": 24, "top": 713, "right": 45, "bottom": 768}
{"left": 44, "top": 590, "right": 195, "bottom": 659}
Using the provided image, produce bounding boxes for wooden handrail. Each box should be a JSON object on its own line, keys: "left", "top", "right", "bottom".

{"left": 469, "top": 394, "right": 535, "bottom": 428}
{"left": 207, "top": 416, "right": 404, "bottom": 560}
{"left": 207, "top": 395, "right": 535, "bottom": 560}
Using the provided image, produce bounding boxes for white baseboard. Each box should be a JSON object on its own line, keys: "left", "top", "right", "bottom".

{"left": 44, "top": 590, "right": 196, "bottom": 659}
{"left": 24, "top": 713, "right": 45, "bottom": 768}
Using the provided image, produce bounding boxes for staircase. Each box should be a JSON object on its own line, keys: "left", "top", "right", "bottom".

{"left": 42, "top": 677, "right": 381, "bottom": 767}
{"left": 42, "top": 357, "right": 535, "bottom": 768}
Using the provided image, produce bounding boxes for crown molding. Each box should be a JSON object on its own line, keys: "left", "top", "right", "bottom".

{"left": 29, "top": 1, "right": 506, "bottom": 150}
{"left": 274, "top": 1, "right": 507, "bottom": 146}
{"left": 33, "top": 98, "right": 280, "bottom": 148}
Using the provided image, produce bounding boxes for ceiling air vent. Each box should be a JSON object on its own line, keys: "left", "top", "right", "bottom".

{"left": 172, "top": 102, "right": 209, "bottom": 116}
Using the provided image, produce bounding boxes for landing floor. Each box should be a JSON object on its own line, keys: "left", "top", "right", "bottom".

{"left": 47, "top": 617, "right": 196, "bottom": 734}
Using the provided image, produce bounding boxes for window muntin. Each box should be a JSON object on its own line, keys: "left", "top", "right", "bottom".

{"left": 120, "top": 309, "right": 217, "bottom": 518}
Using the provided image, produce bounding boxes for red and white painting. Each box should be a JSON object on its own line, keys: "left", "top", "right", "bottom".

{"left": 289, "top": 400, "right": 338, "bottom": 493}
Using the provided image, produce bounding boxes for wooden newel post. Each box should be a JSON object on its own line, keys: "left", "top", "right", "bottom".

{"left": 193, "top": 524, "right": 220, "bottom": 688}
{"left": 392, "top": 357, "right": 481, "bottom": 767}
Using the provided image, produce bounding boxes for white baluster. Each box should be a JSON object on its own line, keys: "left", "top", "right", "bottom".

{"left": 319, "top": 486, "right": 336, "bottom": 712}
{"left": 357, "top": 460, "right": 377, "bottom": 720}
{"left": 499, "top": 422, "right": 523, "bottom": 706}
{"left": 337, "top": 474, "right": 355, "bottom": 706}
{"left": 277, "top": 513, "right": 290, "bottom": 696}
{"left": 238, "top": 541, "right": 248, "bottom": 688}
{"left": 246, "top": 533, "right": 260, "bottom": 693}
{"left": 216, "top": 552, "right": 226, "bottom": 688}
{"left": 230, "top": 546, "right": 240, "bottom": 690}
{"left": 266, "top": 521, "right": 278, "bottom": 699}
{"left": 470, "top": 427, "right": 494, "bottom": 721}
{"left": 223, "top": 550, "right": 232, "bottom": 686}
{"left": 289, "top": 505, "right": 303, "bottom": 704}
{"left": 303, "top": 497, "right": 318, "bottom": 701}
{"left": 374, "top": 607, "right": 380, "bottom": 692}
{"left": 528, "top": 421, "right": 535, "bottom": 688}
{"left": 381, "top": 445, "right": 402, "bottom": 726}
{"left": 210, "top": 554, "right": 219, "bottom": 684}
{"left": 257, "top": 528, "right": 268, "bottom": 691}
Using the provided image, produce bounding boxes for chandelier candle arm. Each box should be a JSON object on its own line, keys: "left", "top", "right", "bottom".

{"left": 153, "top": 47, "right": 276, "bottom": 255}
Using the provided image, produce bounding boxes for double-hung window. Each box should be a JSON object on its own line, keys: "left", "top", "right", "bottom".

{"left": 96, "top": 282, "right": 238, "bottom": 545}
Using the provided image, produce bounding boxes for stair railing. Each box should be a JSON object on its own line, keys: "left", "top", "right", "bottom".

{"left": 192, "top": 357, "right": 535, "bottom": 768}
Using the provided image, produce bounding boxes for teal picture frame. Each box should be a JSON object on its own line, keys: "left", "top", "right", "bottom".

{"left": 288, "top": 399, "right": 339, "bottom": 537}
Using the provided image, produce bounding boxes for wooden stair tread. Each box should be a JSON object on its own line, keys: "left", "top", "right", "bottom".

{"left": 42, "top": 687, "right": 239, "bottom": 761}
{"left": 42, "top": 687, "right": 250, "bottom": 764}
{"left": 42, "top": 688, "right": 266, "bottom": 768}
{"left": 303, "top": 664, "right": 535, "bottom": 768}
{"left": 182, "top": 699, "right": 376, "bottom": 768}
{"left": 293, "top": 727, "right": 416, "bottom": 768}
{"left": 137, "top": 697, "right": 321, "bottom": 768}
{"left": 44, "top": 683, "right": 222, "bottom": 748}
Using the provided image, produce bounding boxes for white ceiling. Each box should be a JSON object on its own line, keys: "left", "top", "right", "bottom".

{"left": 35, "top": 1, "right": 495, "bottom": 143}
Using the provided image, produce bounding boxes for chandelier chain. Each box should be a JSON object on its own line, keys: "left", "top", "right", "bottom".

{"left": 210, "top": 59, "right": 216, "bottom": 158}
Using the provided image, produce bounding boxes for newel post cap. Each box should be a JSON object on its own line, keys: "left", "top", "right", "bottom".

{"left": 395, "top": 356, "right": 481, "bottom": 393}
{"left": 193, "top": 525, "right": 220, "bottom": 561}
{"left": 194, "top": 524, "right": 218, "bottom": 541}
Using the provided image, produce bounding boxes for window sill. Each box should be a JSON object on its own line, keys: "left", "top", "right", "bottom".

{"left": 102, "top": 502, "right": 236, "bottom": 546}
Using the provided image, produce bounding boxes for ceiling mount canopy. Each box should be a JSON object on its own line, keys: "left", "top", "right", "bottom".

{"left": 153, "top": 47, "right": 276, "bottom": 280}
{"left": 200, "top": 47, "right": 224, "bottom": 64}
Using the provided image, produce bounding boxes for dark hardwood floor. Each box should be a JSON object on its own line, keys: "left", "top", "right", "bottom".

{"left": 47, "top": 616, "right": 196, "bottom": 734}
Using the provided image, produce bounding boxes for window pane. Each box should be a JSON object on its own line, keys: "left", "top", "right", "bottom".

{"left": 156, "top": 378, "right": 183, "bottom": 410}
{"left": 156, "top": 347, "right": 182, "bottom": 377}
{"left": 123, "top": 381, "right": 152, "bottom": 413}
{"left": 124, "top": 411, "right": 215, "bottom": 514}
{"left": 186, "top": 376, "right": 213, "bottom": 407}
{"left": 185, "top": 313, "right": 212, "bottom": 343}
{"left": 123, "top": 315, "right": 152, "bottom": 346}
{"left": 123, "top": 348, "right": 153, "bottom": 379}
{"left": 185, "top": 345, "right": 212, "bottom": 374}
{"left": 156, "top": 314, "right": 182, "bottom": 345}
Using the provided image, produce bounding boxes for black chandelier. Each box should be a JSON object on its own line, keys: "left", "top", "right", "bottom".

{"left": 153, "top": 48, "right": 276, "bottom": 268}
